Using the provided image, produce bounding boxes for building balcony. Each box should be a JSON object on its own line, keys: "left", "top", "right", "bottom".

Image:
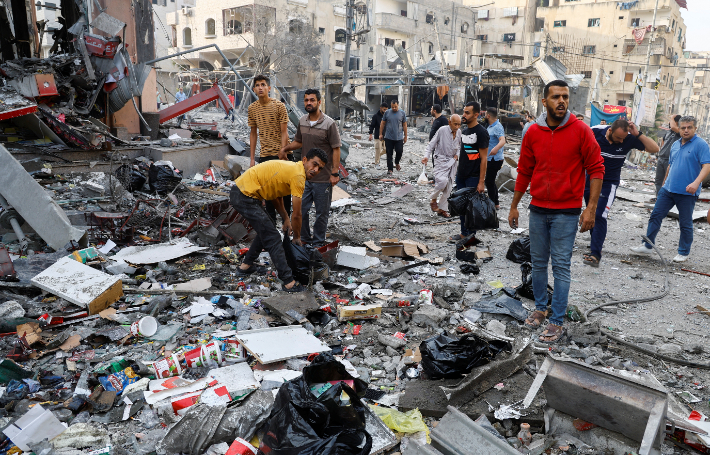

{"left": 374, "top": 12, "right": 416, "bottom": 32}
{"left": 622, "top": 38, "right": 666, "bottom": 57}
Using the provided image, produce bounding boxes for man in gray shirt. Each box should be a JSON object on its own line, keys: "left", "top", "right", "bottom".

{"left": 656, "top": 114, "right": 681, "bottom": 195}
{"left": 379, "top": 99, "right": 408, "bottom": 175}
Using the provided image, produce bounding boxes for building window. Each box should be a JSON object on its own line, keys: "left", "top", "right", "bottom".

{"left": 427, "top": 42, "right": 434, "bottom": 54}
{"left": 426, "top": 13, "right": 434, "bottom": 24}
{"left": 289, "top": 19, "right": 303, "bottom": 34}
{"left": 582, "top": 71, "right": 592, "bottom": 78}
{"left": 582, "top": 45, "right": 596, "bottom": 54}
{"left": 624, "top": 44, "right": 635, "bottom": 54}
{"left": 588, "top": 18, "right": 600, "bottom": 27}
{"left": 552, "top": 45, "right": 565, "bottom": 53}
{"left": 631, "top": 18, "right": 640, "bottom": 27}
{"left": 618, "top": 16, "right": 624, "bottom": 19}
{"left": 319, "top": 27, "right": 325, "bottom": 34}
{"left": 554, "top": 20, "right": 566, "bottom": 27}
{"left": 476, "top": 34, "right": 488, "bottom": 41}
{"left": 335, "top": 28, "right": 347, "bottom": 43}
{"left": 368, "top": 58, "right": 373, "bottom": 69}
{"left": 617, "top": 100, "right": 627, "bottom": 106}
{"left": 183, "top": 28, "right": 192, "bottom": 46}
{"left": 401, "top": 41, "right": 406, "bottom": 49}
{"left": 384, "top": 38, "right": 394, "bottom": 47}
{"left": 503, "top": 33, "right": 516, "bottom": 42}
{"left": 152, "top": 0, "right": 157, "bottom": 4}
{"left": 624, "top": 72, "right": 634, "bottom": 82}
{"left": 670, "top": 75, "right": 674, "bottom": 89}
{"left": 171, "top": 25, "right": 177, "bottom": 47}
{"left": 461, "top": 22, "right": 469, "bottom": 34}
{"left": 400, "top": 10, "right": 407, "bottom": 16}
{"left": 205, "top": 18, "right": 216, "bottom": 36}
{"left": 609, "top": 71, "right": 614, "bottom": 74}
{"left": 335, "top": 60, "right": 344, "bottom": 67}
{"left": 444, "top": 16, "right": 450, "bottom": 25}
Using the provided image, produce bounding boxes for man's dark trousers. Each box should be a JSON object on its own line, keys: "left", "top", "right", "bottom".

{"left": 230, "top": 186, "right": 294, "bottom": 283}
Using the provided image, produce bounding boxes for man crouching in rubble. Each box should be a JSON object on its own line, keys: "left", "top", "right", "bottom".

{"left": 508, "top": 80, "right": 605, "bottom": 343}
{"left": 230, "top": 148, "right": 328, "bottom": 292}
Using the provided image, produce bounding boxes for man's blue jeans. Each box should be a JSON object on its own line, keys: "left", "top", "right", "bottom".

{"left": 455, "top": 175, "right": 480, "bottom": 236}
{"left": 644, "top": 187, "right": 697, "bottom": 255}
{"left": 529, "top": 210, "right": 578, "bottom": 326}
{"left": 301, "top": 181, "right": 332, "bottom": 245}
{"left": 583, "top": 180, "right": 618, "bottom": 259}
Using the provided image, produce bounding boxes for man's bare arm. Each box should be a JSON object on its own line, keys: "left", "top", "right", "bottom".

{"left": 279, "top": 123, "right": 289, "bottom": 160}
{"left": 249, "top": 126, "right": 258, "bottom": 167}
{"left": 291, "top": 197, "right": 303, "bottom": 244}
{"left": 379, "top": 120, "right": 386, "bottom": 139}
{"left": 477, "top": 148, "right": 488, "bottom": 193}
{"left": 580, "top": 178, "right": 602, "bottom": 232}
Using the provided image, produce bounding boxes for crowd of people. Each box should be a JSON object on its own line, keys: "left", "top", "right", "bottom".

{"left": 170, "top": 75, "right": 710, "bottom": 344}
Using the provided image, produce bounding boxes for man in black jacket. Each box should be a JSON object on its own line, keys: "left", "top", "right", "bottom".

{"left": 369, "top": 103, "right": 388, "bottom": 166}
{"left": 429, "top": 104, "right": 448, "bottom": 140}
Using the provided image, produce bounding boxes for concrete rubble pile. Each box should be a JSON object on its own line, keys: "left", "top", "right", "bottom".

{"left": 0, "top": 115, "right": 709, "bottom": 455}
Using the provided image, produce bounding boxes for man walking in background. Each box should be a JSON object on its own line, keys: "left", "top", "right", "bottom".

{"left": 369, "top": 103, "right": 388, "bottom": 167}
{"left": 484, "top": 107, "right": 506, "bottom": 209}
{"left": 379, "top": 99, "right": 408, "bottom": 175}
{"left": 583, "top": 119, "right": 658, "bottom": 267}
{"left": 281, "top": 89, "right": 342, "bottom": 247}
{"left": 656, "top": 114, "right": 681, "bottom": 195}
{"left": 631, "top": 116, "right": 710, "bottom": 262}
{"left": 248, "top": 74, "right": 291, "bottom": 223}
{"left": 422, "top": 114, "right": 462, "bottom": 218}
{"left": 430, "top": 104, "right": 448, "bottom": 141}
{"left": 508, "top": 80, "right": 605, "bottom": 344}
{"left": 449, "top": 101, "right": 489, "bottom": 242}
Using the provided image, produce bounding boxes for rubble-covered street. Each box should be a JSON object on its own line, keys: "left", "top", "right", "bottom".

{"left": 0, "top": 102, "right": 709, "bottom": 455}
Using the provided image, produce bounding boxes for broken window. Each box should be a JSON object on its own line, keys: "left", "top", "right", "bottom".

{"left": 205, "top": 18, "right": 216, "bottom": 36}
{"left": 335, "top": 59, "right": 344, "bottom": 67}
{"left": 384, "top": 38, "right": 394, "bottom": 47}
{"left": 503, "top": 33, "right": 515, "bottom": 42}
{"left": 368, "top": 58, "right": 373, "bottom": 69}
{"left": 461, "top": 22, "right": 468, "bottom": 34}
{"left": 319, "top": 27, "right": 325, "bottom": 34}
{"left": 400, "top": 10, "right": 407, "bottom": 17}
{"left": 617, "top": 100, "right": 627, "bottom": 106}
{"left": 426, "top": 13, "right": 434, "bottom": 24}
{"left": 475, "top": 34, "right": 487, "bottom": 41}
{"left": 588, "top": 18, "right": 600, "bottom": 27}
{"left": 183, "top": 27, "right": 192, "bottom": 46}
{"left": 554, "top": 20, "right": 566, "bottom": 27}
{"left": 428, "top": 42, "right": 434, "bottom": 53}
{"left": 631, "top": 18, "right": 640, "bottom": 27}
{"left": 335, "top": 29, "right": 347, "bottom": 43}
{"left": 289, "top": 19, "right": 303, "bottom": 34}
{"left": 582, "top": 45, "right": 596, "bottom": 54}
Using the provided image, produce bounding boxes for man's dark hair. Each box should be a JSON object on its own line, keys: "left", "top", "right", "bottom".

{"left": 391, "top": 99, "right": 399, "bottom": 105}
{"left": 254, "top": 74, "right": 270, "bottom": 86}
{"left": 306, "top": 147, "right": 328, "bottom": 164}
{"left": 680, "top": 115, "right": 697, "bottom": 127}
{"left": 432, "top": 104, "right": 442, "bottom": 114}
{"left": 610, "top": 118, "right": 629, "bottom": 133}
{"left": 543, "top": 80, "right": 569, "bottom": 98}
{"left": 304, "top": 88, "right": 321, "bottom": 101}
{"left": 465, "top": 101, "right": 481, "bottom": 113}
{"left": 486, "top": 107, "right": 498, "bottom": 117}
{"left": 673, "top": 114, "right": 682, "bottom": 124}
{"left": 380, "top": 102, "right": 389, "bottom": 108}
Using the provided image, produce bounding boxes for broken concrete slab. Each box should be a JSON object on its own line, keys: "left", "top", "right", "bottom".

{"left": 0, "top": 144, "right": 87, "bottom": 251}
{"left": 31, "top": 256, "right": 123, "bottom": 314}
{"left": 440, "top": 343, "right": 533, "bottom": 403}
{"left": 412, "top": 305, "right": 448, "bottom": 327}
{"left": 259, "top": 292, "right": 320, "bottom": 325}
{"left": 111, "top": 238, "right": 207, "bottom": 264}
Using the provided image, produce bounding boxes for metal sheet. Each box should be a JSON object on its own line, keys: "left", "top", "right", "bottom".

{"left": 234, "top": 326, "right": 331, "bottom": 364}
{"left": 0, "top": 145, "right": 86, "bottom": 251}
{"left": 430, "top": 406, "right": 519, "bottom": 454}
{"left": 111, "top": 238, "right": 207, "bottom": 264}
{"left": 90, "top": 12, "right": 126, "bottom": 36}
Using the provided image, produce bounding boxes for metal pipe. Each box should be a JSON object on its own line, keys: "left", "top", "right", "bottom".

{"left": 0, "top": 194, "right": 28, "bottom": 251}
{"left": 339, "top": 0, "right": 354, "bottom": 136}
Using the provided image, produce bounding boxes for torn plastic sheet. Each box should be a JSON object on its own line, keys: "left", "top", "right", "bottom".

{"left": 469, "top": 294, "right": 528, "bottom": 321}
{"left": 0, "top": 144, "right": 87, "bottom": 251}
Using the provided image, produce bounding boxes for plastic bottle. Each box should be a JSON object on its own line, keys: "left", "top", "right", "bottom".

{"left": 517, "top": 423, "right": 532, "bottom": 447}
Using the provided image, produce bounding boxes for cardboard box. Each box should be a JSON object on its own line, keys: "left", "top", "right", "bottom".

{"left": 380, "top": 239, "right": 429, "bottom": 258}
{"left": 31, "top": 257, "right": 123, "bottom": 315}
{"left": 337, "top": 303, "right": 383, "bottom": 322}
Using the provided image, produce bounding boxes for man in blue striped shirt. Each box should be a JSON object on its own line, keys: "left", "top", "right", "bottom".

{"left": 583, "top": 119, "right": 659, "bottom": 267}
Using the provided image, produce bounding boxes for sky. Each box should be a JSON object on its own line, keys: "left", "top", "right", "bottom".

{"left": 681, "top": 0, "right": 710, "bottom": 52}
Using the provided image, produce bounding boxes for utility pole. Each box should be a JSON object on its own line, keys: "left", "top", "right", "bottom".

{"left": 642, "top": 0, "right": 659, "bottom": 89}
{"left": 339, "top": 0, "right": 355, "bottom": 136}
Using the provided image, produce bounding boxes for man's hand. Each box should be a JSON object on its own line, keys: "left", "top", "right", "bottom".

{"left": 379, "top": 134, "right": 383, "bottom": 140}
{"left": 421, "top": 157, "right": 428, "bottom": 165}
{"left": 330, "top": 174, "right": 340, "bottom": 186}
{"left": 508, "top": 206, "right": 519, "bottom": 228}
{"left": 250, "top": 158, "right": 255, "bottom": 168}
{"left": 489, "top": 148, "right": 498, "bottom": 156}
{"left": 686, "top": 181, "right": 700, "bottom": 194}
{"left": 282, "top": 219, "right": 292, "bottom": 235}
{"left": 454, "top": 155, "right": 458, "bottom": 161}
{"left": 629, "top": 121, "right": 640, "bottom": 137}
{"left": 579, "top": 207, "right": 596, "bottom": 233}
{"left": 477, "top": 181, "right": 485, "bottom": 193}
{"left": 278, "top": 149, "right": 288, "bottom": 160}
{"left": 292, "top": 238, "right": 303, "bottom": 246}
{"left": 403, "top": 136, "right": 408, "bottom": 144}
{"left": 368, "top": 134, "right": 373, "bottom": 141}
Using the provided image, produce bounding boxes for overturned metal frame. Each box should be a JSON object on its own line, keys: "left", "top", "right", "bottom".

{"left": 523, "top": 356, "right": 670, "bottom": 455}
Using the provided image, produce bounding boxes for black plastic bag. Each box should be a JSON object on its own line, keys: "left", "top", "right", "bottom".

{"left": 419, "top": 333, "right": 510, "bottom": 380}
{"left": 283, "top": 236, "right": 329, "bottom": 284}
{"left": 447, "top": 187, "right": 479, "bottom": 217}
{"left": 148, "top": 162, "right": 183, "bottom": 194}
{"left": 460, "top": 263, "right": 480, "bottom": 274}
{"left": 303, "top": 352, "right": 368, "bottom": 398}
{"left": 115, "top": 164, "right": 147, "bottom": 192}
{"left": 465, "top": 192, "right": 499, "bottom": 230}
{"left": 514, "top": 262, "right": 553, "bottom": 305}
{"left": 506, "top": 237, "right": 531, "bottom": 263}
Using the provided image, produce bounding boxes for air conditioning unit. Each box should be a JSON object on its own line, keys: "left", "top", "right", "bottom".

{"left": 181, "top": 6, "right": 192, "bottom": 15}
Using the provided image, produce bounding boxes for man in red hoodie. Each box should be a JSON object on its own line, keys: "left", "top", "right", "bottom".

{"left": 508, "top": 80, "right": 605, "bottom": 343}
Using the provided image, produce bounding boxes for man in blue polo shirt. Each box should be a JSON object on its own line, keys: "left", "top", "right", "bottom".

{"left": 583, "top": 119, "right": 659, "bottom": 267}
{"left": 484, "top": 107, "right": 506, "bottom": 209}
{"left": 631, "top": 116, "right": 710, "bottom": 262}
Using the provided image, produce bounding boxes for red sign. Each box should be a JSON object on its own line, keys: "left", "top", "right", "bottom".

{"left": 603, "top": 105, "right": 626, "bottom": 114}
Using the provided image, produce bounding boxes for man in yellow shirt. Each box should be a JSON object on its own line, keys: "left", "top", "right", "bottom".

{"left": 230, "top": 148, "right": 328, "bottom": 292}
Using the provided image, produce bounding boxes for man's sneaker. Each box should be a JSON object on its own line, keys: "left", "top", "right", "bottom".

{"left": 672, "top": 254, "right": 689, "bottom": 263}
{"left": 630, "top": 244, "right": 653, "bottom": 255}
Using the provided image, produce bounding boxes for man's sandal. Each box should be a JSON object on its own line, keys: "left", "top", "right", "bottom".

{"left": 437, "top": 209, "right": 452, "bottom": 218}
{"left": 524, "top": 310, "right": 547, "bottom": 328}
{"left": 430, "top": 200, "right": 439, "bottom": 213}
{"left": 583, "top": 253, "right": 600, "bottom": 268}
{"left": 539, "top": 324, "right": 566, "bottom": 344}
